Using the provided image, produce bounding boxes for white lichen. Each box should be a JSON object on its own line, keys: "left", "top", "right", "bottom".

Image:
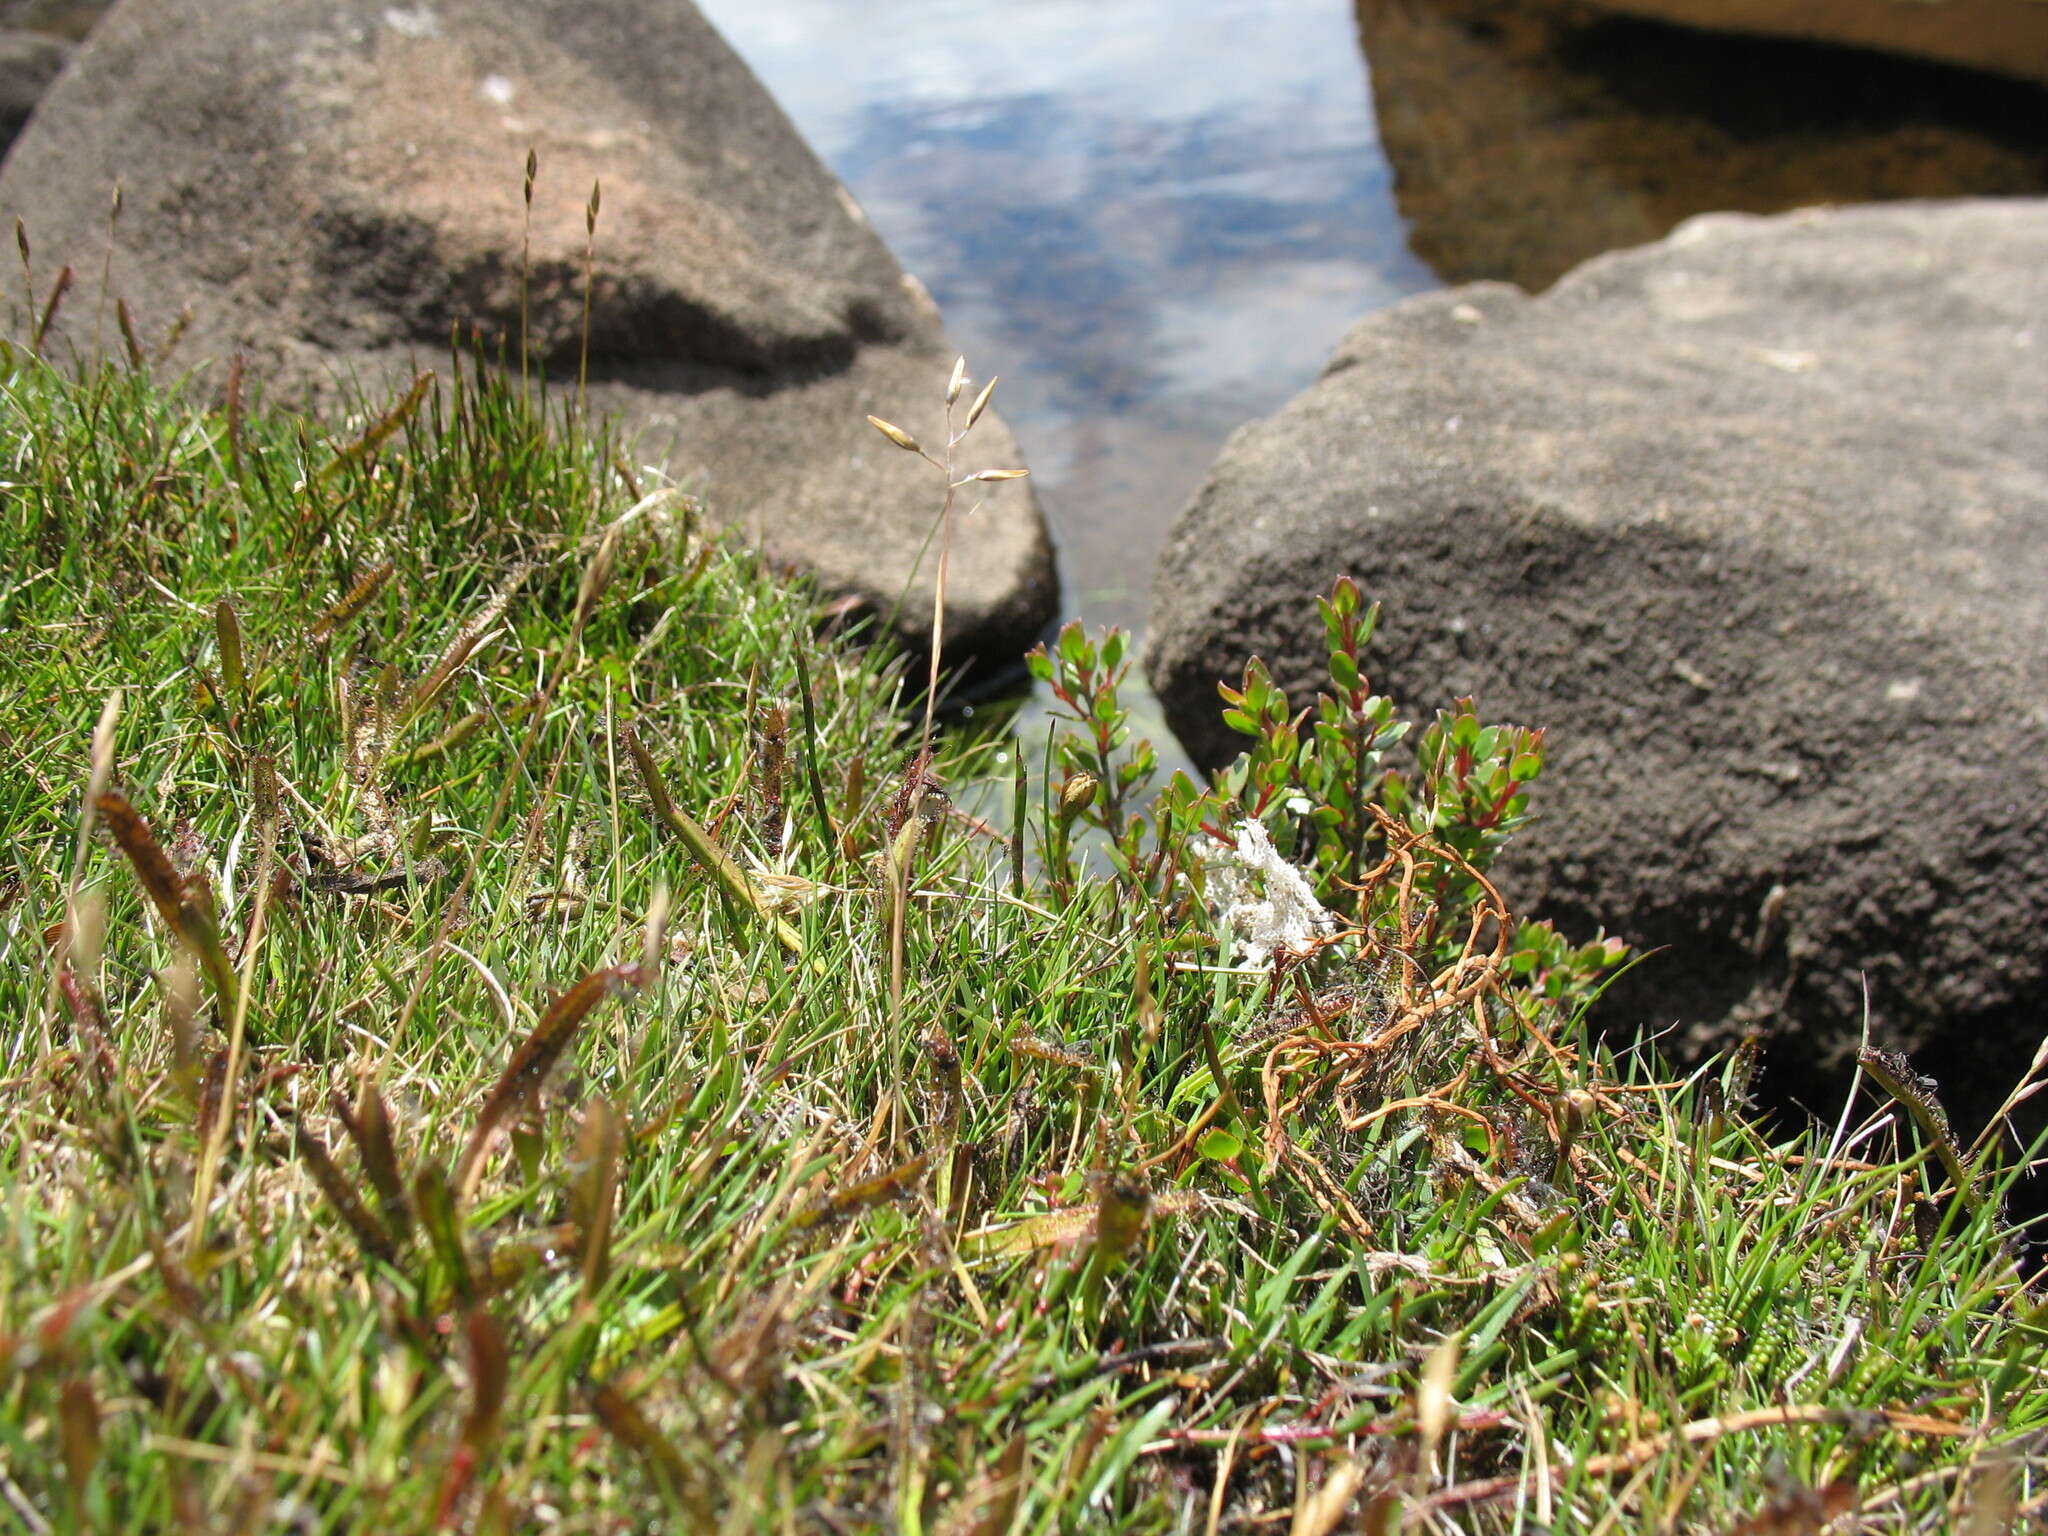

{"left": 1204, "top": 819, "right": 1339, "bottom": 968}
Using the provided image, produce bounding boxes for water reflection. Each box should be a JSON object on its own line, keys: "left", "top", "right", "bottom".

{"left": 694, "top": 0, "right": 1437, "bottom": 633}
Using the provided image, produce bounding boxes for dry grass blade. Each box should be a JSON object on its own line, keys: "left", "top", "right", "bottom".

{"left": 317, "top": 370, "right": 432, "bottom": 484}
{"left": 310, "top": 562, "right": 394, "bottom": 644}
{"left": 792, "top": 1153, "right": 930, "bottom": 1231}
{"left": 588, "top": 1379, "right": 699, "bottom": 1511}
{"left": 46, "top": 899, "right": 117, "bottom": 1093}
{"left": 624, "top": 725, "right": 804, "bottom": 954}
{"left": 572, "top": 521, "right": 623, "bottom": 636}
{"left": 96, "top": 792, "right": 241, "bottom": 1021}
{"left": 1958, "top": 1455, "right": 2020, "bottom": 1536}
{"left": 1008, "top": 1035, "right": 1100, "bottom": 1075}
{"left": 572, "top": 1098, "right": 623, "bottom": 1301}
{"left": 461, "top": 1310, "right": 508, "bottom": 1455}
{"left": 67, "top": 691, "right": 121, "bottom": 893}
{"left": 453, "top": 963, "right": 650, "bottom": 1199}
{"left": 1425, "top": 1405, "right": 1968, "bottom": 1514}
{"left": 1292, "top": 1456, "right": 1366, "bottom": 1536}
{"left": 434, "top": 1309, "right": 508, "bottom": 1526}
{"left": 57, "top": 1376, "right": 99, "bottom": 1516}
{"left": 407, "top": 568, "right": 527, "bottom": 726}
{"left": 1415, "top": 1329, "right": 1462, "bottom": 1494}
{"left": 31, "top": 262, "right": 70, "bottom": 354}
{"left": 116, "top": 298, "right": 145, "bottom": 370}
{"left": 223, "top": 353, "right": 245, "bottom": 481}
{"left": 94, "top": 791, "right": 182, "bottom": 932}
{"left": 790, "top": 645, "right": 838, "bottom": 863}
{"left": 292, "top": 1111, "right": 399, "bottom": 1266}
{"left": 159, "top": 954, "right": 201, "bottom": 1084}
{"left": 333, "top": 1087, "right": 413, "bottom": 1244}
{"left": 1856, "top": 1047, "right": 1985, "bottom": 1215}
{"left": 972, "top": 1431, "right": 1028, "bottom": 1536}
{"left": 964, "top": 1188, "right": 1205, "bottom": 1259}
{"left": 414, "top": 1160, "right": 473, "bottom": 1303}
{"left": 213, "top": 600, "right": 245, "bottom": 711}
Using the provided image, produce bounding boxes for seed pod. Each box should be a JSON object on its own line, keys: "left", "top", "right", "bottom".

{"left": 1059, "top": 772, "right": 1099, "bottom": 824}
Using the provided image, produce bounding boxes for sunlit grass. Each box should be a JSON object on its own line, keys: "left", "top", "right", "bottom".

{"left": 1, "top": 358, "right": 2044, "bottom": 1533}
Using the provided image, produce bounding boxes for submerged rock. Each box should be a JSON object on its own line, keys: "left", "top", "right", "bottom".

{"left": 0, "top": 0, "right": 1057, "bottom": 669}
{"left": 1583, "top": 0, "right": 2048, "bottom": 86}
{"left": 1358, "top": 0, "right": 2048, "bottom": 292}
{"left": 1148, "top": 198, "right": 2048, "bottom": 1114}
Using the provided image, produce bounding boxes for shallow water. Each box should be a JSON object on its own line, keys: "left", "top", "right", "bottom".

{"left": 692, "top": 0, "right": 1438, "bottom": 639}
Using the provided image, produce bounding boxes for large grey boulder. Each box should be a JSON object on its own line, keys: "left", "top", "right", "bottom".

{"left": 1149, "top": 199, "right": 2048, "bottom": 1109}
{"left": 0, "top": 0, "right": 1057, "bottom": 668}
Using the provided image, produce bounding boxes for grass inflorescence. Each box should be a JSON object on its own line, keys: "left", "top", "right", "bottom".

{"left": 1, "top": 354, "right": 2044, "bottom": 1533}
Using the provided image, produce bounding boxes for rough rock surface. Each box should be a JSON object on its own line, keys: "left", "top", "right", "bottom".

{"left": 1148, "top": 199, "right": 2048, "bottom": 1111}
{"left": 1583, "top": 0, "right": 2048, "bottom": 86}
{"left": 1358, "top": 0, "right": 2048, "bottom": 291}
{"left": 0, "top": 0, "right": 1057, "bottom": 667}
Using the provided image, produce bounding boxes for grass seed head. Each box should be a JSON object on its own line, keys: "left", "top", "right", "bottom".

{"left": 1090, "top": 1172, "right": 1151, "bottom": 1269}
{"left": 964, "top": 375, "right": 998, "bottom": 430}
{"left": 866, "top": 415, "right": 921, "bottom": 454}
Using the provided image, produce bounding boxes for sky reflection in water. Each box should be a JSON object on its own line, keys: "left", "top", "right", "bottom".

{"left": 694, "top": 0, "right": 1436, "bottom": 634}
